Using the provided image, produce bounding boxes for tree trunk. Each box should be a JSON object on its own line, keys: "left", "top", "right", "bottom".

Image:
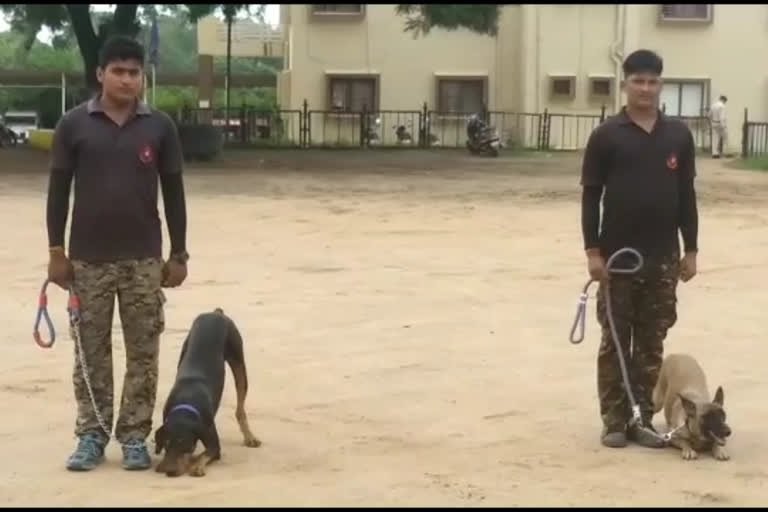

{"left": 66, "top": 4, "right": 140, "bottom": 95}
{"left": 66, "top": 5, "right": 99, "bottom": 93}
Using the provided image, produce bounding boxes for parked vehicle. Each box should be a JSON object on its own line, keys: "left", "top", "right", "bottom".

{"left": 1, "top": 110, "right": 39, "bottom": 144}
{"left": 465, "top": 113, "right": 501, "bottom": 157}
{"left": 393, "top": 120, "right": 414, "bottom": 145}
{"left": 0, "top": 122, "right": 18, "bottom": 148}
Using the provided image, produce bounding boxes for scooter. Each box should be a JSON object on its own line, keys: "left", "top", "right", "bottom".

{"left": 393, "top": 120, "right": 414, "bottom": 145}
{"left": 465, "top": 113, "right": 501, "bottom": 157}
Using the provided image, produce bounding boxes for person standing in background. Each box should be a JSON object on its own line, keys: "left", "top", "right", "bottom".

{"left": 709, "top": 95, "right": 728, "bottom": 159}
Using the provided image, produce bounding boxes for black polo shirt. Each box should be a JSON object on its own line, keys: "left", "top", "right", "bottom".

{"left": 49, "top": 97, "right": 183, "bottom": 263}
{"left": 580, "top": 108, "right": 697, "bottom": 258}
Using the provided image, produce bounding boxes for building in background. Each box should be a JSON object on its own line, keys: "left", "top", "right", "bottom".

{"left": 275, "top": 4, "right": 765, "bottom": 152}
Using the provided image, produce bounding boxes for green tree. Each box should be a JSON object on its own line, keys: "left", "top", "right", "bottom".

{"left": 1, "top": 5, "right": 501, "bottom": 91}
{"left": 0, "top": 4, "right": 252, "bottom": 91}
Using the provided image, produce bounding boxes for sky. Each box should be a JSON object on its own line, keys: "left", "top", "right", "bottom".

{"left": 0, "top": 4, "right": 281, "bottom": 43}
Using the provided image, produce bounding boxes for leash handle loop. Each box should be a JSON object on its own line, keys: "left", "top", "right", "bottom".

{"left": 33, "top": 279, "right": 80, "bottom": 349}
{"left": 33, "top": 279, "right": 56, "bottom": 349}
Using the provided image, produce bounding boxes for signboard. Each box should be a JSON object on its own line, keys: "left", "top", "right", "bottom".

{"left": 197, "top": 15, "right": 285, "bottom": 58}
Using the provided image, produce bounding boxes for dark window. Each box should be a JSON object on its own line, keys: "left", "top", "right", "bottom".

{"left": 551, "top": 78, "right": 574, "bottom": 97}
{"left": 591, "top": 79, "right": 611, "bottom": 97}
{"left": 661, "top": 5, "right": 711, "bottom": 20}
{"left": 313, "top": 5, "right": 364, "bottom": 14}
{"left": 329, "top": 77, "right": 377, "bottom": 112}
{"left": 437, "top": 79, "right": 485, "bottom": 113}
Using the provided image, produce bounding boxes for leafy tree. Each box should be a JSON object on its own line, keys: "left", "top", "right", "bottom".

{"left": 395, "top": 5, "right": 500, "bottom": 37}
{"left": 1, "top": 4, "right": 500, "bottom": 91}
{"left": 0, "top": 4, "right": 252, "bottom": 91}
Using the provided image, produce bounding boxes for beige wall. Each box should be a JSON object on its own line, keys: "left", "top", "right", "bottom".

{"left": 632, "top": 4, "right": 767, "bottom": 153}
{"left": 282, "top": 4, "right": 519, "bottom": 112}
{"left": 283, "top": 4, "right": 766, "bottom": 152}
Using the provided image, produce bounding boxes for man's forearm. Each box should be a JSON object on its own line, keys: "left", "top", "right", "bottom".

{"left": 581, "top": 185, "right": 602, "bottom": 250}
{"left": 160, "top": 172, "right": 188, "bottom": 255}
{"left": 679, "top": 177, "right": 698, "bottom": 253}
{"left": 46, "top": 170, "right": 74, "bottom": 249}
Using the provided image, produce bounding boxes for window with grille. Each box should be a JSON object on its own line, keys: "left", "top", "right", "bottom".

{"left": 313, "top": 5, "right": 364, "bottom": 15}
{"left": 659, "top": 81, "right": 707, "bottom": 117}
{"left": 549, "top": 76, "right": 575, "bottom": 99}
{"left": 590, "top": 78, "right": 612, "bottom": 97}
{"left": 437, "top": 79, "right": 485, "bottom": 114}
{"left": 660, "top": 5, "right": 712, "bottom": 21}
{"left": 329, "top": 77, "right": 377, "bottom": 112}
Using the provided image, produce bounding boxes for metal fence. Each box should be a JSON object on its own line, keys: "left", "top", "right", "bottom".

{"left": 174, "top": 102, "right": 719, "bottom": 153}
{"left": 178, "top": 107, "right": 303, "bottom": 147}
{"left": 740, "top": 108, "right": 768, "bottom": 158}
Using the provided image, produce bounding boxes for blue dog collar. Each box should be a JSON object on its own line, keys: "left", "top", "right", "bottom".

{"left": 169, "top": 404, "right": 201, "bottom": 420}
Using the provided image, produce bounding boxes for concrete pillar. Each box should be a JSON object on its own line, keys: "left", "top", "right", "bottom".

{"left": 198, "top": 54, "right": 214, "bottom": 108}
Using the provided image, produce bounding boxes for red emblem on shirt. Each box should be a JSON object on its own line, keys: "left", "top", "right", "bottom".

{"left": 139, "top": 144, "right": 155, "bottom": 165}
{"left": 666, "top": 153, "right": 678, "bottom": 171}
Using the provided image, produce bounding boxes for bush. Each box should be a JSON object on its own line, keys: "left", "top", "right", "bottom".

{"left": 177, "top": 124, "right": 224, "bottom": 161}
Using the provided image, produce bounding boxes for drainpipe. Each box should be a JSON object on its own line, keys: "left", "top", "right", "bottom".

{"left": 608, "top": 4, "right": 626, "bottom": 114}
{"left": 535, "top": 5, "right": 542, "bottom": 112}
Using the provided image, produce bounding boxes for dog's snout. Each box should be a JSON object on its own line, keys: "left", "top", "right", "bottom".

{"left": 165, "top": 469, "right": 181, "bottom": 478}
{"left": 723, "top": 425, "right": 732, "bottom": 437}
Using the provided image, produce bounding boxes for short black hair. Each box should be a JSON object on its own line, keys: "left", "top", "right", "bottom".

{"left": 720, "top": 95, "right": 728, "bottom": 102}
{"left": 622, "top": 49, "right": 663, "bottom": 77}
{"left": 98, "top": 35, "right": 145, "bottom": 69}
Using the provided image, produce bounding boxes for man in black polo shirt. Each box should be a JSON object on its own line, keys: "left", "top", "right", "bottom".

{"left": 46, "top": 36, "right": 189, "bottom": 471}
{"left": 580, "top": 49, "right": 699, "bottom": 449}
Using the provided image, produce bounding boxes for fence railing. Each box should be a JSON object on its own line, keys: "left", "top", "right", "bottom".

{"left": 174, "top": 101, "right": 717, "bottom": 153}
{"left": 741, "top": 108, "right": 768, "bottom": 158}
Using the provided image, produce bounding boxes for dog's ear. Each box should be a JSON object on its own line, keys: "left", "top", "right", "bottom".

{"left": 154, "top": 425, "right": 167, "bottom": 455}
{"left": 679, "top": 394, "right": 697, "bottom": 417}
{"left": 713, "top": 386, "right": 724, "bottom": 406}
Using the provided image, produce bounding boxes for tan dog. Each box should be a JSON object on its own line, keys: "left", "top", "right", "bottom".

{"left": 652, "top": 353, "right": 731, "bottom": 461}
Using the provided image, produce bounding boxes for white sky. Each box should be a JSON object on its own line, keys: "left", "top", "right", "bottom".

{"left": 0, "top": 4, "right": 281, "bottom": 43}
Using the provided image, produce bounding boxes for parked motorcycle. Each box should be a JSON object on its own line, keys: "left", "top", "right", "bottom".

{"left": 0, "top": 122, "right": 18, "bottom": 148}
{"left": 393, "top": 120, "right": 414, "bottom": 145}
{"left": 465, "top": 113, "right": 501, "bottom": 157}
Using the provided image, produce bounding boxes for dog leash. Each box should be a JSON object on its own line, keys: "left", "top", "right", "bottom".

{"left": 569, "top": 247, "right": 671, "bottom": 445}
{"left": 33, "top": 279, "right": 59, "bottom": 348}
{"left": 33, "top": 279, "right": 112, "bottom": 437}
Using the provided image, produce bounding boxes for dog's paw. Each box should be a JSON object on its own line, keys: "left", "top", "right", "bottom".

{"left": 681, "top": 447, "right": 699, "bottom": 460}
{"left": 189, "top": 464, "right": 207, "bottom": 477}
{"left": 244, "top": 437, "right": 262, "bottom": 448}
{"left": 713, "top": 445, "right": 730, "bottom": 461}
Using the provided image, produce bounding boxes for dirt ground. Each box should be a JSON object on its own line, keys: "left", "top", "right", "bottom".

{"left": 1, "top": 147, "right": 767, "bottom": 506}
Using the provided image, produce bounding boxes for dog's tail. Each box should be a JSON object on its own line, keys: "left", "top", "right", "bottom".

{"left": 214, "top": 307, "right": 224, "bottom": 315}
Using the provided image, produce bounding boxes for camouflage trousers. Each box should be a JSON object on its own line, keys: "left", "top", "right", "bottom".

{"left": 70, "top": 258, "right": 166, "bottom": 443}
{"left": 596, "top": 251, "right": 680, "bottom": 429}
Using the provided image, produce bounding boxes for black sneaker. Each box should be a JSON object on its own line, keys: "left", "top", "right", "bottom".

{"left": 601, "top": 425, "right": 628, "bottom": 448}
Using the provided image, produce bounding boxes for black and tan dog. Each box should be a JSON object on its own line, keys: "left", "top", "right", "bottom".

{"left": 154, "top": 308, "right": 261, "bottom": 477}
{"left": 652, "top": 353, "right": 731, "bottom": 461}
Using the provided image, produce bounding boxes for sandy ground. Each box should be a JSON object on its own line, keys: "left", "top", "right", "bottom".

{"left": 0, "top": 147, "right": 767, "bottom": 506}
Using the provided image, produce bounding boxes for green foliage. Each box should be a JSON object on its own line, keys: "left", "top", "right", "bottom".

{"left": 0, "top": 15, "right": 279, "bottom": 127}
{"left": 395, "top": 4, "right": 501, "bottom": 37}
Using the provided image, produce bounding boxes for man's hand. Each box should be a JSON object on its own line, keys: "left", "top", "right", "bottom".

{"left": 586, "top": 248, "right": 609, "bottom": 282}
{"left": 162, "top": 259, "right": 187, "bottom": 288}
{"left": 680, "top": 252, "right": 697, "bottom": 282}
{"left": 48, "top": 247, "right": 74, "bottom": 289}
